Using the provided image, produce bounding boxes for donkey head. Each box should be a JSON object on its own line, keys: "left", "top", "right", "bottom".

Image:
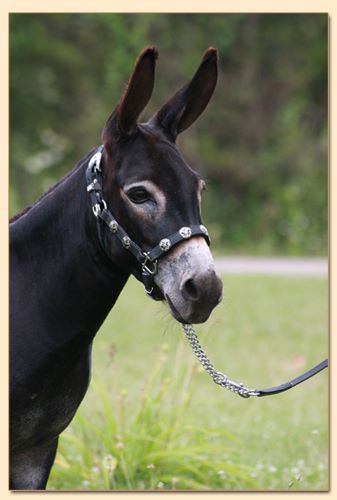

{"left": 101, "top": 47, "right": 223, "bottom": 324}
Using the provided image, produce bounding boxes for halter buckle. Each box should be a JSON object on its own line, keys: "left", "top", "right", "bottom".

{"left": 141, "top": 253, "right": 158, "bottom": 276}
{"left": 92, "top": 200, "right": 107, "bottom": 218}
{"left": 141, "top": 254, "right": 158, "bottom": 296}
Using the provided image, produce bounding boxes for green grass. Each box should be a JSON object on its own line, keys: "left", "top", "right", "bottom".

{"left": 48, "top": 275, "right": 328, "bottom": 491}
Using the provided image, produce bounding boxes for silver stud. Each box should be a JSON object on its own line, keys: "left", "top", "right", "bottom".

{"left": 179, "top": 227, "right": 192, "bottom": 239}
{"left": 159, "top": 238, "right": 171, "bottom": 252}
{"left": 109, "top": 220, "right": 118, "bottom": 233}
{"left": 86, "top": 181, "right": 95, "bottom": 192}
{"left": 200, "top": 225, "right": 209, "bottom": 237}
{"left": 122, "top": 236, "right": 131, "bottom": 249}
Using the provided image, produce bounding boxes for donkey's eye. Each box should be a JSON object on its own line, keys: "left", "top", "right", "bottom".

{"left": 126, "top": 187, "right": 152, "bottom": 204}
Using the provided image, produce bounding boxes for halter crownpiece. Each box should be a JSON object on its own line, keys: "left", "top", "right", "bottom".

{"left": 87, "top": 147, "right": 328, "bottom": 399}
{"left": 86, "top": 146, "right": 210, "bottom": 295}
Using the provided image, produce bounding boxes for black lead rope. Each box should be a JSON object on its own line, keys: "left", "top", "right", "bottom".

{"left": 255, "top": 358, "right": 328, "bottom": 397}
{"left": 87, "top": 147, "right": 328, "bottom": 400}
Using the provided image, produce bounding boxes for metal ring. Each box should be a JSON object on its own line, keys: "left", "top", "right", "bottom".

{"left": 88, "top": 151, "right": 102, "bottom": 172}
{"left": 92, "top": 204, "right": 101, "bottom": 217}
{"left": 92, "top": 200, "right": 107, "bottom": 218}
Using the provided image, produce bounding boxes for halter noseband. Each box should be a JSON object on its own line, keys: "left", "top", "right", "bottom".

{"left": 86, "top": 146, "right": 210, "bottom": 295}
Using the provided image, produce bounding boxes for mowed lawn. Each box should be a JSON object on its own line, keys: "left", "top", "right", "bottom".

{"left": 48, "top": 274, "right": 328, "bottom": 491}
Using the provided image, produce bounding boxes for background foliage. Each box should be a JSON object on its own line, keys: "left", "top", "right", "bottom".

{"left": 10, "top": 14, "right": 327, "bottom": 254}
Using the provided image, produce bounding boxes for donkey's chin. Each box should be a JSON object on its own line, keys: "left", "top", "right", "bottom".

{"left": 165, "top": 295, "right": 187, "bottom": 323}
{"left": 165, "top": 294, "right": 215, "bottom": 324}
{"left": 148, "top": 284, "right": 165, "bottom": 301}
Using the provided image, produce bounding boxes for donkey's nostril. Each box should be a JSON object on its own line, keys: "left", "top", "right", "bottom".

{"left": 180, "top": 270, "right": 223, "bottom": 313}
{"left": 182, "top": 278, "right": 199, "bottom": 301}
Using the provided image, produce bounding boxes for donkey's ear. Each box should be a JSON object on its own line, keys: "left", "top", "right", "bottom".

{"left": 102, "top": 47, "right": 158, "bottom": 147}
{"left": 153, "top": 48, "right": 218, "bottom": 141}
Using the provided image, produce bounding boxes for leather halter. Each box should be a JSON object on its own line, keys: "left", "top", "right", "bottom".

{"left": 86, "top": 146, "right": 210, "bottom": 295}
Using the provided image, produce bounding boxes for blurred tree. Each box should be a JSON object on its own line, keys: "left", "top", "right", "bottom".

{"left": 9, "top": 14, "right": 327, "bottom": 255}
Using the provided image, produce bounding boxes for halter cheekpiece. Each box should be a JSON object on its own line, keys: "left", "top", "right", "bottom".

{"left": 86, "top": 146, "right": 210, "bottom": 295}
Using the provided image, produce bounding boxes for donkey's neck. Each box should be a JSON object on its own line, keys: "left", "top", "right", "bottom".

{"left": 10, "top": 153, "right": 130, "bottom": 346}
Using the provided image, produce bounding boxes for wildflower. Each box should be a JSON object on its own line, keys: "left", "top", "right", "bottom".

{"left": 91, "top": 465, "right": 100, "bottom": 474}
{"left": 157, "top": 481, "right": 164, "bottom": 489}
{"left": 103, "top": 454, "right": 117, "bottom": 473}
{"left": 311, "top": 429, "right": 319, "bottom": 435}
{"left": 146, "top": 463, "right": 155, "bottom": 470}
{"left": 116, "top": 441, "right": 124, "bottom": 450}
{"left": 82, "top": 480, "right": 90, "bottom": 487}
{"left": 217, "top": 470, "right": 225, "bottom": 477}
{"left": 268, "top": 465, "right": 277, "bottom": 473}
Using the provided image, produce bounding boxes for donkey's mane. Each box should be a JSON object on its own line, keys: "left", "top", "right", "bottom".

{"left": 10, "top": 148, "right": 96, "bottom": 224}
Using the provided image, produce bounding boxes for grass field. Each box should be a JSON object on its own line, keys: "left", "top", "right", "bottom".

{"left": 48, "top": 274, "right": 328, "bottom": 491}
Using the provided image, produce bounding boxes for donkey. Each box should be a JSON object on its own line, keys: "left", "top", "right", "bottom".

{"left": 10, "top": 47, "right": 223, "bottom": 490}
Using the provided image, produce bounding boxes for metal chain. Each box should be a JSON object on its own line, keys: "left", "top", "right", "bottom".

{"left": 182, "top": 324, "right": 259, "bottom": 398}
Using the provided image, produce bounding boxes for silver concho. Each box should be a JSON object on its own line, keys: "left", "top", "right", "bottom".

{"left": 200, "top": 225, "right": 209, "bottom": 237}
{"left": 109, "top": 220, "right": 118, "bottom": 233}
{"left": 122, "top": 236, "right": 131, "bottom": 249}
{"left": 179, "top": 227, "right": 192, "bottom": 239}
{"left": 159, "top": 238, "right": 171, "bottom": 252}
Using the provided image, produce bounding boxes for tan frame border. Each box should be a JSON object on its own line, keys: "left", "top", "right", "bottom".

{"left": 1, "top": 2, "right": 334, "bottom": 499}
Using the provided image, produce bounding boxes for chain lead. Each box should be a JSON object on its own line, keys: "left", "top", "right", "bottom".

{"left": 182, "top": 324, "right": 258, "bottom": 398}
